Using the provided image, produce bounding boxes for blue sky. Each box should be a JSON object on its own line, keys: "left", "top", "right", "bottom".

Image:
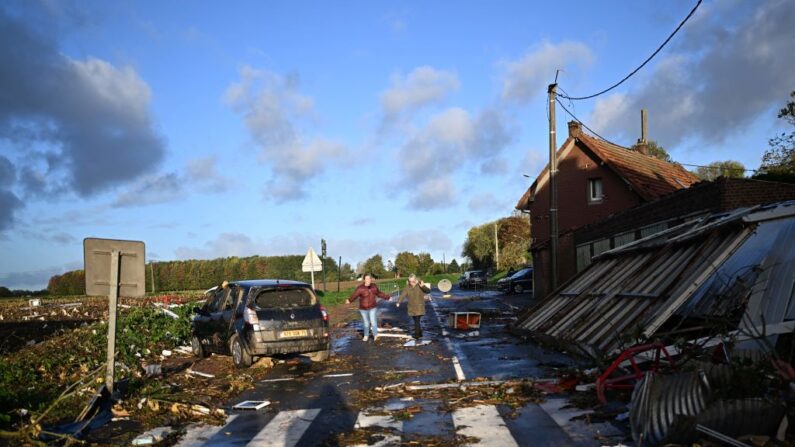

{"left": 1, "top": 0, "right": 793, "bottom": 289}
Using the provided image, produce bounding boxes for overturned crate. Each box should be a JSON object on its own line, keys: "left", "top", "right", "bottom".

{"left": 447, "top": 312, "right": 481, "bottom": 330}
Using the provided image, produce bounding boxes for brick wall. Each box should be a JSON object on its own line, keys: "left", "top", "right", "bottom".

{"left": 574, "top": 177, "right": 795, "bottom": 245}
{"left": 530, "top": 140, "right": 643, "bottom": 243}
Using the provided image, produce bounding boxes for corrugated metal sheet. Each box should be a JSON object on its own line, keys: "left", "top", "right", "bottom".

{"left": 516, "top": 201, "right": 795, "bottom": 356}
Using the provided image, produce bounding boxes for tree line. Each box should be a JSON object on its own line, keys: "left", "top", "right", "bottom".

{"left": 357, "top": 253, "right": 463, "bottom": 279}
{"left": 47, "top": 254, "right": 354, "bottom": 296}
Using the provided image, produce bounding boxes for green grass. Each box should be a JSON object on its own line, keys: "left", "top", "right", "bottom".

{"left": 316, "top": 273, "right": 461, "bottom": 307}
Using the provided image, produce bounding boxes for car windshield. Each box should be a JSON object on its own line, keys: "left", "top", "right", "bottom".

{"left": 511, "top": 268, "right": 532, "bottom": 279}
{"left": 254, "top": 287, "right": 316, "bottom": 309}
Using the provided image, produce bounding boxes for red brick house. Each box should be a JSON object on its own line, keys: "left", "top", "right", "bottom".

{"left": 515, "top": 121, "right": 699, "bottom": 299}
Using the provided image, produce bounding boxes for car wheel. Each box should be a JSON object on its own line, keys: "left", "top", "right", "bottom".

{"left": 230, "top": 335, "right": 252, "bottom": 368}
{"left": 307, "top": 349, "right": 330, "bottom": 362}
{"left": 191, "top": 335, "right": 208, "bottom": 358}
{"left": 514, "top": 284, "right": 524, "bottom": 294}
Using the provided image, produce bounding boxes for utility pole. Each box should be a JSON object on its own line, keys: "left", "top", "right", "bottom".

{"left": 548, "top": 83, "right": 559, "bottom": 289}
{"left": 494, "top": 223, "right": 500, "bottom": 271}
{"left": 321, "top": 239, "right": 327, "bottom": 292}
{"left": 443, "top": 253, "right": 446, "bottom": 273}
{"left": 337, "top": 256, "right": 342, "bottom": 292}
{"left": 150, "top": 262, "right": 156, "bottom": 293}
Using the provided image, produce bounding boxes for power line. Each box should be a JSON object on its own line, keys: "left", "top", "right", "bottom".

{"left": 557, "top": 0, "right": 702, "bottom": 101}
{"left": 555, "top": 97, "right": 621, "bottom": 146}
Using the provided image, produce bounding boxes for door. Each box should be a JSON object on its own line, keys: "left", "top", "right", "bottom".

{"left": 218, "top": 286, "right": 242, "bottom": 349}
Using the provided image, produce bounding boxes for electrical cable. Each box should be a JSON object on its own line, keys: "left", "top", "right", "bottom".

{"left": 557, "top": 0, "right": 702, "bottom": 101}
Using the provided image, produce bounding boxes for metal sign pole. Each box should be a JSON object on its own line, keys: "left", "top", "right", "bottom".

{"left": 105, "top": 250, "right": 120, "bottom": 393}
{"left": 310, "top": 265, "right": 315, "bottom": 290}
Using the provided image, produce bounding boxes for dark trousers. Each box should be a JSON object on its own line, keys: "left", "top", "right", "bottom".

{"left": 412, "top": 315, "right": 423, "bottom": 338}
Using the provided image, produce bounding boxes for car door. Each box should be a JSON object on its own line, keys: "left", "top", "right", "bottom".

{"left": 208, "top": 288, "right": 230, "bottom": 351}
{"left": 218, "top": 285, "right": 241, "bottom": 349}
{"left": 192, "top": 291, "right": 216, "bottom": 343}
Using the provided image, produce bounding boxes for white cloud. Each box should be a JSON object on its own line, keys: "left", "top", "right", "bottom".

{"left": 112, "top": 155, "right": 230, "bottom": 208}
{"left": 468, "top": 192, "right": 508, "bottom": 214}
{"left": 175, "top": 229, "right": 455, "bottom": 266}
{"left": 225, "top": 66, "right": 349, "bottom": 203}
{"left": 500, "top": 41, "right": 594, "bottom": 104}
{"left": 395, "top": 107, "right": 514, "bottom": 209}
{"left": 0, "top": 5, "right": 165, "bottom": 231}
{"left": 0, "top": 261, "right": 81, "bottom": 290}
{"left": 380, "top": 66, "right": 459, "bottom": 122}
{"left": 411, "top": 176, "right": 456, "bottom": 210}
{"left": 589, "top": 0, "right": 795, "bottom": 149}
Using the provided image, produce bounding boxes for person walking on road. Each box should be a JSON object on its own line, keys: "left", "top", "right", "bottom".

{"left": 396, "top": 274, "right": 432, "bottom": 339}
{"left": 347, "top": 273, "right": 392, "bottom": 342}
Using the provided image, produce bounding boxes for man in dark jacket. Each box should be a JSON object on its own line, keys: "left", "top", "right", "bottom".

{"left": 397, "top": 274, "right": 432, "bottom": 339}
{"left": 347, "top": 273, "right": 391, "bottom": 341}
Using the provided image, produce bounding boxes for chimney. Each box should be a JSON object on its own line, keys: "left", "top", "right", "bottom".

{"left": 634, "top": 109, "right": 649, "bottom": 155}
{"left": 640, "top": 109, "right": 648, "bottom": 143}
{"left": 567, "top": 121, "right": 581, "bottom": 138}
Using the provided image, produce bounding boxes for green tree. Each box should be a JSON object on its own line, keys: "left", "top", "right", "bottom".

{"left": 462, "top": 216, "right": 530, "bottom": 270}
{"left": 362, "top": 254, "right": 387, "bottom": 278}
{"left": 633, "top": 140, "right": 671, "bottom": 162}
{"left": 761, "top": 91, "right": 795, "bottom": 175}
{"left": 430, "top": 263, "right": 445, "bottom": 274}
{"left": 394, "top": 251, "right": 419, "bottom": 277}
{"left": 416, "top": 252, "right": 434, "bottom": 275}
{"left": 694, "top": 160, "right": 747, "bottom": 181}
{"left": 462, "top": 224, "right": 495, "bottom": 270}
{"left": 448, "top": 259, "right": 460, "bottom": 273}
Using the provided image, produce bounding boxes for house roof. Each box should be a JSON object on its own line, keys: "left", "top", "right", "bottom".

{"left": 515, "top": 133, "right": 699, "bottom": 210}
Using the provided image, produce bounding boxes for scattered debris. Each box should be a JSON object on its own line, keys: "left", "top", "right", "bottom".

{"left": 232, "top": 400, "right": 271, "bottom": 411}
{"left": 187, "top": 368, "right": 215, "bottom": 379}
{"left": 324, "top": 373, "right": 354, "bottom": 378}
{"left": 261, "top": 377, "right": 295, "bottom": 383}
{"left": 403, "top": 339, "right": 431, "bottom": 347}
{"left": 131, "top": 426, "right": 174, "bottom": 445}
{"left": 144, "top": 364, "right": 162, "bottom": 377}
{"left": 375, "top": 333, "right": 412, "bottom": 339}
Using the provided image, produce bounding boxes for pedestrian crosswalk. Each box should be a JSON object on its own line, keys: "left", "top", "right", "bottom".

{"left": 177, "top": 403, "right": 529, "bottom": 447}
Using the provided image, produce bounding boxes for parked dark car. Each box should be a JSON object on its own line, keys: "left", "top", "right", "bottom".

{"left": 191, "top": 279, "right": 330, "bottom": 368}
{"left": 459, "top": 270, "right": 487, "bottom": 289}
{"left": 496, "top": 267, "right": 533, "bottom": 294}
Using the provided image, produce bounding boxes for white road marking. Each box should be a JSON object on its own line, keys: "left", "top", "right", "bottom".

{"left": 246, "top": 408, "right": 321, "bottom": 447}
{"left": 354, "top": 410, "right": 404, "bottom": 431}
{"left": 175, "top": 415, "right": 238, "bottom": 446}
{"left": 452, "top": 405, "right": 519, "bottom": 447}
{"left": 352, "top": 408, "right": 403, "bottom": 447}
{"left": 429, "top": 298, "right": 467, "bottom": 381}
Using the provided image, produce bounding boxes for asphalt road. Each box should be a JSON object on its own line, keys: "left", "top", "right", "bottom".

{"left": 176, "top": 286, "right": 627, "bottom": 447}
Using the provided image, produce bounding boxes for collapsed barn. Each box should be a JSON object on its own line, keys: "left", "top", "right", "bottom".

{"left": 516, "top": 200, "right": 795, "bottom": 360}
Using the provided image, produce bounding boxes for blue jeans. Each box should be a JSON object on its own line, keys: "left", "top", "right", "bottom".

{"left": 359, "top": 307, "right": 378, "bottom": 338}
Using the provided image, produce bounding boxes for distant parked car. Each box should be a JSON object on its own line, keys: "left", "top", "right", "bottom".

{"left": 459, "top": 270, "right": 487, "bottom": 289}
{"left": 497, "top": 267, "right": 533, "bottom": 294}
{"left": 191, "top": 279, "right": 330, "bottom": 368}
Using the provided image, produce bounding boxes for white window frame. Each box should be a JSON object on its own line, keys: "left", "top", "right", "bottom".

{"left": 588, "top": 178, "right": 604, "bottom": 203}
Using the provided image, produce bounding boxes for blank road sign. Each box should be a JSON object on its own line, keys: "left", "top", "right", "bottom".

{"left": 84, "top": 238, "right": 146, "bottom": 297}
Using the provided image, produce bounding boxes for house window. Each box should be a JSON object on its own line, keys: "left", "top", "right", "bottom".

{"left": 588, "top": 178, "right": 604, "bottom": 203}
